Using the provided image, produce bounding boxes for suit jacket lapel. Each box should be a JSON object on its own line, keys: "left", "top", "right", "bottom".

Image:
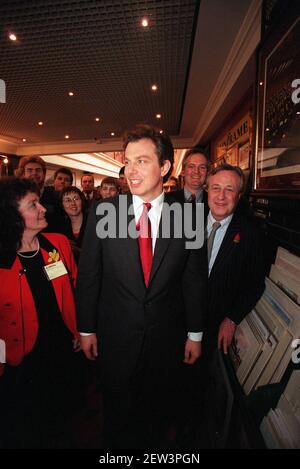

{"left": 148, "top": 195, "right": 172, "bottom": 286}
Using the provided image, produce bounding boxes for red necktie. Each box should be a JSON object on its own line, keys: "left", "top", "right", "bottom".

{"left": 137, "top": 202, "right": 153, "bottom": 287}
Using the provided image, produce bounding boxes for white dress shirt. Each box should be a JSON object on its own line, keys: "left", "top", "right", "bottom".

{"left": 207, "top": 211, "right": 233, "bottom": 276}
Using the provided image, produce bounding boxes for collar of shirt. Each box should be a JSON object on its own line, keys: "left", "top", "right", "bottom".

{"left": 184, "top": 188, "right": 203, "bottom": 203}
{"left": 207, "top": 211, "right": 233, "bottom": 234}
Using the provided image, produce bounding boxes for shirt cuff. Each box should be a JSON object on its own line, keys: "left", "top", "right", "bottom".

{"left": 188, "top": 332, "right": 203, "bottom": 342}
{"left": 80, "top": 332, "right": 94, "bottom": 336}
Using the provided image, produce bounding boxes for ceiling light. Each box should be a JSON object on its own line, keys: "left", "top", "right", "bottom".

{"left": 159, "top": 130, "right": 163, "bottom": 134}
{"left": 259, "top": 81, "right": 263, "bottom": 86}
{"left": 111, "top": 132, "right": 115, "bottom": 137}
{"left": 65, "top": 135, "right": 70, "bottom": 139}
{"left": 141, "top": 18, "right": 149, "bottom": 27}
{"left": 22, "top": 138, "right": 27, "bottom": 142}
{"left": 151, "top": 84, "right": 158, "bottom": 91}
{"left": 297, "top": 111, "right": 300, "bottom": 115}
{"left": 68, "top": 91, "right": 74, "bottom": 96}
{"left": 266, "top": 128, "right": 270, "bottom": 132}
{"left": 3, "top": 157, "right": 8, "bottom": 164}
{"left": 38, "top": 121, "right": 43, "bottom": 126}
{"left": 9, "top": 33, "right": 17, "bottom": 41}
{"left": 156, "top": 113, "right": 161, "bottom": 119}
{"left": 95, "top": 117, "right": 100, "bottom": 122}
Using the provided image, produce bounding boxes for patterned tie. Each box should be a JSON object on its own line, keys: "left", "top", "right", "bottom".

{"left": 207, "top": 222, "right": 221, "bottom": 262}
{"left": 137, "top": 203, "right": 153, "bottom": 287}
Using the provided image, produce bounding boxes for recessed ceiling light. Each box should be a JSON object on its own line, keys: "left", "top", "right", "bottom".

{"left": 38, "top": 121, "right": 43, "bottom": 126}
{"left": 297, "top": 111, "right": 300, "bottom": 115}
{"left": 3, "top": 157, "right": 8, "bottom": 164}
{"left": 141, "top": 18, "right": 149, "bottom": 27}
{"left": 259, "top": 81, "right": 263, "bottom": 86}
{"left": 111, "top": 132, "right": 115, "bottom": 137}
{"left": 266, "top": 128, "right": 270, "bottom": 132}
{"left": 9, "top": 33, "right": 17, "bottom": 41}
{"left": 156, "top": 113, "right": 162, "bottom": 119}
{"left": 68, "top": 91, "right": 74, "bottom": 96}
{"left": 65, "top": 135, "right": 70, "bottom": 139}
{"left": 159, "top": 130, "right": 163, "bottom": 134}
{"left": 95, "top": 117, "right": 100, "bottom": 122}
{"left": 22, "top": 138, "right": 27, "bottom": 142}
{"left": 151, "top": 84, "right": 158, "bottom": 91}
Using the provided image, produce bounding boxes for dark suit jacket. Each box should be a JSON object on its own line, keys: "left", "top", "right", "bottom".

{"left": 172, "top": 188, "right": 209, "bottom": 217}
{"left": 76, "top": 193, "right": 207, "bottom": 391}
{"left": 206, "top": 208, "right": 265, "bottom": 350}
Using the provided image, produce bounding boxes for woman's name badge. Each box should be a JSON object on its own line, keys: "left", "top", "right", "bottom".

{"left": 44, "top": 260, "right": 68, "bottom": 281}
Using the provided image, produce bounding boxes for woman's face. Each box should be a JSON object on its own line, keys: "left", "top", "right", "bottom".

{"left": 18, "top": 192, "right": 48, "bottom": 234}
{"left": 62, "top": 191, "right": 83, "bottom": 217}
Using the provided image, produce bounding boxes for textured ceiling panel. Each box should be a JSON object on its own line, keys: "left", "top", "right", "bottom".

{"left": 0, "top": 0, "right": 199, "bottom": 144}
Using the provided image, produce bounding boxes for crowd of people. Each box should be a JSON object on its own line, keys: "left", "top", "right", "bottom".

{"left": 0, "top": 124, "right": 265, "bottom": 449}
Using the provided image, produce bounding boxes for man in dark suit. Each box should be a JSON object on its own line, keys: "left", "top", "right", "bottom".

{"left": 172, "top": 146, "right": 209, "bottom": 216}
{"left": 76, "top": 125, "right": 207, "bottom": 448}
{"left": 205, "top": 164, "right": 265, "bottom": 355}
{"left": 81, "top": 172, "right": 99, "bottom": 207}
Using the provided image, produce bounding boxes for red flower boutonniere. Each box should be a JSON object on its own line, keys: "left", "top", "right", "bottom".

{"left": 233, "top": 233, "right": 241, "bottom": 244}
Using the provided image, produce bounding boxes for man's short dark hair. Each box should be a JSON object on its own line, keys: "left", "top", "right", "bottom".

{"left": 123, "top": 124, "right": 174, "bottom": 182}
{"left": 207, "top": 163, "right": 244, "bottom": 193}
{"left": 100, "top": 177, "right": 119, "bottom": 189}
{"left": 119, "top": 166, "right": 125, "bottom": 177}
{"left": 182, "top": 146, "right": 210, "bottom": 169}
{"left": 81, "top": 172, "right": 94, "bottom": 182}
{"left": 54, "top": 167, "right": 73, "bottom": 184}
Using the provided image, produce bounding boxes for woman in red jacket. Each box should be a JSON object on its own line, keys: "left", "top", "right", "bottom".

{"left": 0, "top": 177, "right": 80, "bottom": 448}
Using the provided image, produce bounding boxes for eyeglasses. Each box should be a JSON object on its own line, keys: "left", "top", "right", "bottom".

{"left": 63, "top": 196, "right": 81, "bottom": 204}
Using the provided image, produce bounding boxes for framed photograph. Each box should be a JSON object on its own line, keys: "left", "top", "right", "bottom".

{"left": 238, "top": 142, "right": 250, "bottom": 170}
{"left": 254, "top": 4, "right": 300, "bottom": 195}
{"left": 226, "top": 145, "right": 238, "bottom": 166}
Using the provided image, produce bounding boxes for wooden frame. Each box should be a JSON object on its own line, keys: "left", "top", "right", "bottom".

{"left": 253, "top": 3, "right": 300, "bottom": 196}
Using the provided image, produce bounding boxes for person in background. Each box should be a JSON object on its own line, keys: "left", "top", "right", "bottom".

{"left": 163, "top": 175, "right": 180, "bottom": 192}
{"left": 98, "top": 177, "right": 119, "bottom": 199}
{"left": 118, "top": 165, "right": 130, "bottom": 194}
{"left": 61, "top": 186, "right": 88, "bottom": 263}
{"left": 172, "top": 147, "right": 210, "bottom": 216}
{"left": 81, "top": 172, "right": 99, "bottom": 206}
{"left": 53, "top": 167, "right": 73, "bottom": 192}
{"left": 17, "top": 156, "right": 65, "bottom": 233}
{"left": 0, "top": 177, "right": 80, "bottom": 448}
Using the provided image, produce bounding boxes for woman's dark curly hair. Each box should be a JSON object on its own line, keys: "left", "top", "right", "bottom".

{"left": 0, "top": 177, "right": 40, "bottom": 252}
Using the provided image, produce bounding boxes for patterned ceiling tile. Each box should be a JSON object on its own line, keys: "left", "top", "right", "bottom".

{"left": 0, "top": 0, "right": 199, "bottom": 143}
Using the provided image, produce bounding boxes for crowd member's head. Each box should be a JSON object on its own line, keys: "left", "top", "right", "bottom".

{"left": 53, "top": 167, "right": 73, "bottom": 192}
{"left": 0, "top": 177, "right": 47, "bottom": 252}
{"left": 81, "top": 172, "right": 95, "bottom": 194}
{"left": 206, "top": 164, "right": 244, "bottom": 221}
{"left": 181, "top": 147, "right": 210, "bottom": 194}
{"left": 123, "top": 125, "right": 173, "bottom": 201}
{"left": 17, "top": 156, "right": 46, "bottom": 190}
{"left": 118, "top": 166, "right": 129, "bottom": 193}
{"left": 99, "top": 177, "right": 119, "bottom": 199}
{"left": 163, "top": 176, "right": 179, "bottom": 192}
{"left": 61, "top": 186, "right": 86, "bottom": 219}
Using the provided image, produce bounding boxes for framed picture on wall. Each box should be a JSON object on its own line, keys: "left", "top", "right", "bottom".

{"left": 226, "top": 146, "right": 238, "bottom": 166}
{"left": 238, "top": 142, "right": 250, "bottom": 170}
{"left": 254, "top": 3, "right": 300, "bottom": 195}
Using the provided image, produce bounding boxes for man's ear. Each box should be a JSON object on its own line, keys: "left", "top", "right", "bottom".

{"left": 161, "top": 160, "right": 171, "bottom": 177}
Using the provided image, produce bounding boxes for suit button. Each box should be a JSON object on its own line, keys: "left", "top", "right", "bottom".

{"left": 5, "top": 303, "right": 11, "bottom": 307}
{"left": 11, "top": 322, "right": 17, "bottom": 325}
{"left": 13, "top": 338, "right": 19, "bottom": 342}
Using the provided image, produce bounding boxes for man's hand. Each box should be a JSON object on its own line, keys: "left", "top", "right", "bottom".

{"left": 80, "top": 334, "right": 98, "bottom": 360}
{"left": 183, "top": 338, "right": 202, "bottom": 365}
{"left": 218, "top": 317, "right": 236, "bottom": 354}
